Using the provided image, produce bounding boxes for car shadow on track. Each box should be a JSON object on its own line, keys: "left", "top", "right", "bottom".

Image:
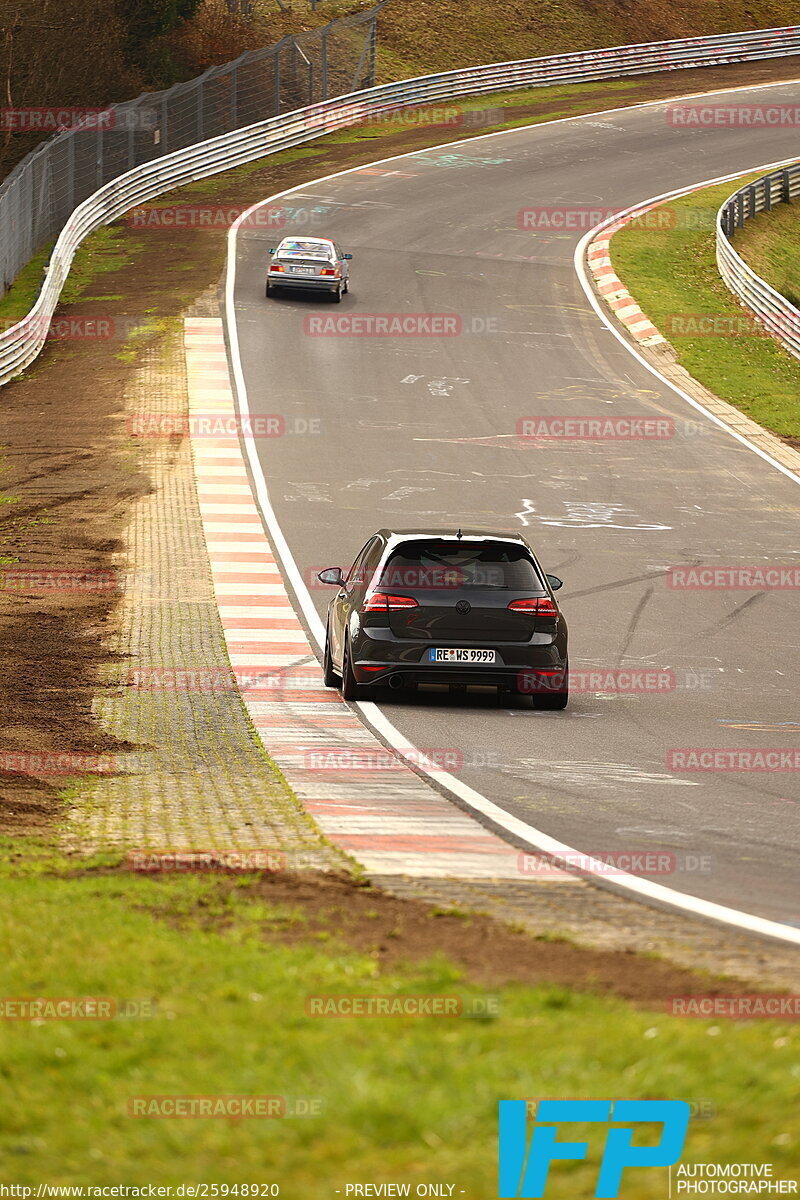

{"left": 372, "top": 684, "right": 532, "bottom": 711}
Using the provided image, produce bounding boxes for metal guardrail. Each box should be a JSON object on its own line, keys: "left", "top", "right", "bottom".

{"left": 717, "top": 162, "right": 800, "bottom": 360}
{"left": 3, "top": 22, "right": 800, "bottom": 387}
{"left": 0, "top": 3, "right": 384, "bottom": 299}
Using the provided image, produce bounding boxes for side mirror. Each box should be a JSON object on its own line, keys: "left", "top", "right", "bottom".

{"left": 546, "top": 574, "right": 563, "bottom": 591}
{"left": 268, "top": 247, "right": 276, "bottom": 254}
{"left": 318, "top": 567, "right": 345, "bottom": 586}
{"left": 342, "top": 253, "right": 353, "bottom": 260}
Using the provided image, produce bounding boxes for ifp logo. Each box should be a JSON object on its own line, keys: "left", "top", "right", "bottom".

{"left": 498, "top": 1099, "right": 690, "bottom": 1197}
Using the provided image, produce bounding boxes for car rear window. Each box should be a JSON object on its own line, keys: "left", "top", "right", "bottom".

{"left": 378, "top": 541, "right": 543, "bottom": 591}
{"left": 278, "top": 240, "right": 333, "bottom": 257}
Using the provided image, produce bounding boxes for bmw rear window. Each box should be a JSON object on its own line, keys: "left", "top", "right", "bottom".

{"left": 278, "top": 240, "right": 333, "bottom": 257}
{"left": 378, "top": 541, "right": 544, "bottom": 591}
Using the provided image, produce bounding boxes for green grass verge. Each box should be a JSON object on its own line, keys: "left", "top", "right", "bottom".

{"left": 733, "top": 196, "right": 800, "bottom": 310}
{"left": 0, "top": 226, "right": 141, "bottom": 326}
{"left": 373, "top": 0, "right": 800, "bottom": 83}
{"left": 610, "top": 177, "right": 800, "bottom": 440}
{"left": 0, "top": 835, "right": 797, "bottom": 1190}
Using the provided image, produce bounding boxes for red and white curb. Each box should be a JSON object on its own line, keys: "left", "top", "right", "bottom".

{"left": 184, "top": 317, "right": 568, "bottom": 882}
{"left": 587, "top": 206, "right": 666, "bottom": 347}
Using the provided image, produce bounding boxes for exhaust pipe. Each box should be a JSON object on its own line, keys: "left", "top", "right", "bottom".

{"left": 387, "top": 674, "right": 404, "bottom": 689}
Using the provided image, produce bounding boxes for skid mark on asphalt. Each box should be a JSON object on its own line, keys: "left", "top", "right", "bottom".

{"left": 616, "top": 588, "right": 655, "bottom": 665}
{"left": 690, "top": 592, "right": 769, "bottom": 639}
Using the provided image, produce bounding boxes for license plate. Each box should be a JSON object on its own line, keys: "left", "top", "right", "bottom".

{"left": 292, "top": 266, "right": 315, "bottom": 275}
{"left": 428, "top": 648, "right": 496, "bottom": 664}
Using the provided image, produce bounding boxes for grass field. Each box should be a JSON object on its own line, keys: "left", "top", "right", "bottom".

{"left": 374, "top": 0, "right": 800, "bottom": 81}
{"left": 0, "top": 835, "right": 798, "bottom": 1191}
{"left": 733, "top": 197, "right": 800, "bottom": 310}
{"left": 610, "top": 175, "right": 800, "bottom": 441}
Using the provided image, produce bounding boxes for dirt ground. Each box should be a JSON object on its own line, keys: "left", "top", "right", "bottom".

{"left": 132, "top": 866, "right": 759, "bottom": 1006}
{"left": 1, "top": 56, "right": 798, "bottom": 833}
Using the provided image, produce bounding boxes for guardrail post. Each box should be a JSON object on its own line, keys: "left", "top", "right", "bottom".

{"left": 161, "top": 97, "right": 168, "bottom": 153}
{"left": 231, "top": 64, "right": 238, "bottom": 127}
{"left": 736, "top": 192, "right": 744, "bottom": 228}
{"left": 197, "top": 81, "right": 204, "bottom": 141}
{"left": 273, "top": 48, "right": 281, "bottom": 114}
{"left": 783, "top": 169, "right": 793, "bottom": 203}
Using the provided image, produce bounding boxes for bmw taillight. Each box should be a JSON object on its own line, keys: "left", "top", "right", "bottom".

{"left": 269, "top": 263, "right": 284, "bottom": 272}
{"left": 364, "top": 592, "right": 419, "bottom": 612}
{"left": 320, "top": 267, "right": 339, "bottom": 277}
{"left": 508, "top": 597, "right": 558, "bottom": 617}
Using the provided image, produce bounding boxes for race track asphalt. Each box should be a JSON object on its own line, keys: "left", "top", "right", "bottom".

{"left": 228, "top": 78, "right": 800, "bottom": 925}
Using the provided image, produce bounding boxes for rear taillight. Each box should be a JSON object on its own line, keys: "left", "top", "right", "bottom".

{"left": 269, "top": 263, "right": 284, "bottom": 272}
{"left": 320, "top": 267, "right": 339, "bottom": 277}
{"left": 364, "top": 592, "right": 419, "bottom": 612}
{"left": 508, "top": 597, "right": 558, "bottom": 617}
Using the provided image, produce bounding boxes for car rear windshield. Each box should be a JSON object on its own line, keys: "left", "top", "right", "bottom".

{"left": 279, "top": 240, "right": 333, "bottom": 257}
{"left": 378, "top": 541, "right": 543, "bottom": 591}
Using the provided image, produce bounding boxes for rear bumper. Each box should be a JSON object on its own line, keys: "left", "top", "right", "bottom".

{"left": 268, "top": 275, "right": 340, "bottom": 291}
{"left": 357, "top": 665, "right": 551, "bottom": 690}
{"left": 351, "top": 642, "right": 567, "bottom": 691}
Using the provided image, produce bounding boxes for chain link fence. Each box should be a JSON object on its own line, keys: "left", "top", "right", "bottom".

{"left": 0, "top": 2, "right": 385, "bottom": 296}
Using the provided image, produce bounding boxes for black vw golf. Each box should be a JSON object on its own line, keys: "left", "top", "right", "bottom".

{"left": 318, "top": 529, "right": 569, "bottom": 708}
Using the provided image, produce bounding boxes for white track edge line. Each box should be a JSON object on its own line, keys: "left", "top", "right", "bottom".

{"left": 574, "top": 159, "right": 800, "bottom": 486}
{"left": 224, "top": 83, "right": 800, "bottom": 946}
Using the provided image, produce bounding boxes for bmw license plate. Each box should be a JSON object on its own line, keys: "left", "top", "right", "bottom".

{"left": 429, "top": 648, "right": 496, "bottom": 664}
{"left": 293, "top": 266, "right": 315, "bottom": 274}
